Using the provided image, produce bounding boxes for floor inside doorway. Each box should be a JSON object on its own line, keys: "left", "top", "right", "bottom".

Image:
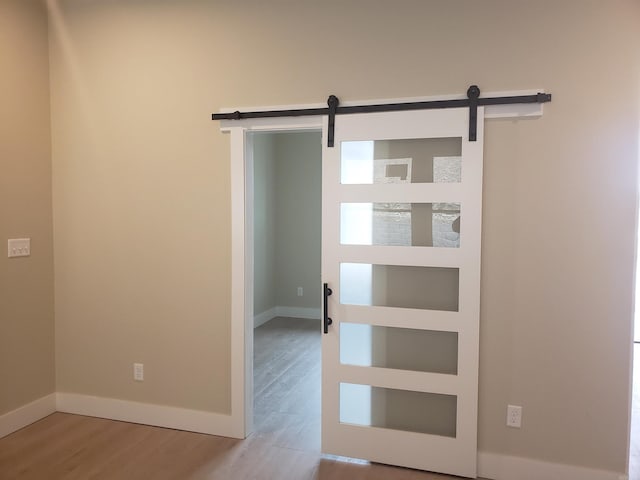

{"left": 253, "top": 316, "right": 321, "bottom": 452}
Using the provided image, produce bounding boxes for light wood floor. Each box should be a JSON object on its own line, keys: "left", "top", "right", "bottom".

{"left": 253, "top": 317, "right": 321, "bottom": 453}
{"left": 0, "top": 317, "right": 459, "bottom": 479}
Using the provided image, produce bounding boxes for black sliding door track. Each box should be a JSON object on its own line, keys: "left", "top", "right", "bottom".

{"left": 212, "top": 85, "right": 552, "bottom": 147}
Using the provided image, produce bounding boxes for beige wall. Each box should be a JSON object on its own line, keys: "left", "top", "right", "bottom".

{"left": 47, "top": 0, "right": 639, "bottom": 474}
{"left": 253, "top": 133, "right": 277, "bottom": 317}
{"left": 254, "top": 131, "right": 322, "bottom": 318}
{"left": 0, "top": 0, "right": 55, "bottom": 415}
{"left": 274, "top": 132, "right": 322, "bottom": 310}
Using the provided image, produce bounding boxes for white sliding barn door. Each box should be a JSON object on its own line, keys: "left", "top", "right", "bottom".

{"left": 321, "top": 107, "right": 484, "bottom": 478}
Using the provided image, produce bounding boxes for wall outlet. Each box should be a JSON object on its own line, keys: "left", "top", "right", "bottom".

{"left": 507, "top": 404, "right": 522, "bottom": 428}
{"left": 8, "top": 238, "right": 30, "bottom": 258}
{"left": 133, "top": 363, "right": 144, "bottom": 381}
{"left": 297, "top": 287, "right": 303, "bottom": 297}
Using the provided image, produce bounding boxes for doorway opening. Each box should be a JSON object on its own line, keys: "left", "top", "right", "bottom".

{"left": 250, "top": 130, "right": 323, "bottom": 451}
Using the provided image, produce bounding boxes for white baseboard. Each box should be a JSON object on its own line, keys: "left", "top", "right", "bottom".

{"left": 478, "top": 452, "right": 627, "bottom": 480}
{"left": 254, "top": 307, "right": 277, "bottom": 328}
{"left": 275, "top": 306, "right": 321, "bottom": 320}
{"left": 0, "top": 393, "right": 56, "bottom": 439}
{"left": 254, "top": 305, "right": 321, "bottom": 328}
{"left": 55, "top": 393, "right": 239, "bottom": 438}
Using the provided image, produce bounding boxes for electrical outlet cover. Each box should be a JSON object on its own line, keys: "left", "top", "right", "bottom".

{"left": 133, "top": 363, "right": 144, "bottom": 381}
{"left": 507, "top": 404, "right": 522, "bottom": 428}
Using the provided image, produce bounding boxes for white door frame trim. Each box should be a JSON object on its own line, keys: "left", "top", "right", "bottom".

{"left": 220, "top": 91, "right": 546, "bottom": 439}
{"left": 227, "top": 117, "right": 323, "bottom": 437}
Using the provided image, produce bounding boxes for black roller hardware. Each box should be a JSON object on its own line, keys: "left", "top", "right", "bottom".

{"left": 212, "top": 86, "right": 552, "bottom": 147}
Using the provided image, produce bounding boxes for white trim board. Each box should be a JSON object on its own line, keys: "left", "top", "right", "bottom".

{"left": 478, "top": 452, "right": 627, "bottom": 480}
{"left": 254, "top": 307, "right": 277, "bottom": 328}
{"left": 0, "top": 394, "right": 56, "bottom": 439}
{"left": 254, "top": 306, "right": 322, "bottom": 328}
{"left": 275, "top": 306, "right": 320, "bottom": 320}
{"left": 55, "top": 393, "right": 239, "bottom": 438}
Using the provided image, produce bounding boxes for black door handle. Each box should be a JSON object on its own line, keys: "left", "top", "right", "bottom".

{"left": 323, "top": 283, "right": 333, "bottom": 334}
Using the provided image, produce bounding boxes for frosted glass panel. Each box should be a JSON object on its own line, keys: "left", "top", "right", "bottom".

{"left": 341, "top": 203, "right": 461, "bottom": 247}
{"left": 340, "top": 263, "right": 459, "bottom": 311}
{"left": 340, "top": 323, "right": 458, "bottom": 374}
{"left": 340, "top": 383, "right": 457, "bottom": 437}
{"left": 341, "top": 138, "right": 462, "bottom": 184}
{"left": 341, "top": 203, "right": 373, "bottom": 245}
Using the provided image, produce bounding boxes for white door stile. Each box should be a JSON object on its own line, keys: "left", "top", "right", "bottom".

{"left": 337, "top": 245, "right": 462, "bottom": 267}
{"left": 338, "top": 365, "right": 462, "bottom": 395}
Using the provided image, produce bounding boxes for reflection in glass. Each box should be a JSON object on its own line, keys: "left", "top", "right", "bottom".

{"left": 340, "top": 203, "right": 373, "bottom": 245}
{"left": 340, "top": 383, "right": 457, "bottom": 437}
{"left": 341, "top": 203, "right": 461, "bottom": 247}
{"left": 340, "top": 324, "right": 458, "bottom": 374}
{"left": 341, "top": 138, "right": 462, "bottom": 184}
{"left": 341, "top": 141, "right": 374, "bottom": 184}
{"left": 340, "top": 263, "right": 459, "bottom": 311}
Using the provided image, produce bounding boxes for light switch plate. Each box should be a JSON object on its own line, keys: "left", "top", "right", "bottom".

{"left": 8, "top": 238, "right": 30, "bottom": 258}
